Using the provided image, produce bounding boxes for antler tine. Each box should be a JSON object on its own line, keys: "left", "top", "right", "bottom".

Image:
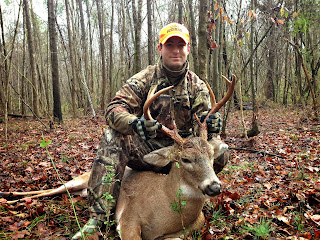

{"left": 143, "top": 85, "right": 185, "bottom": 145}
{"left": 196, "top": 74, "right": 236, "bottom": 139}
{"left": 209, "top": 74, "right": 236, "bottom": 116}
{"left": 143, "top": 85, "right": 174, "bottom": 120}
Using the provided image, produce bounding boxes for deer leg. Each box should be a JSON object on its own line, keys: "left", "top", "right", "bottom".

{"left": 161, "top": 212, "right": 205, "bottom": 240}
{"left": 117, "top": 221, "right": 142, "bottom": 240}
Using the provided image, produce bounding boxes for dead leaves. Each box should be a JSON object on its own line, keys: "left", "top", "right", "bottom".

{"left": 1, "top": 108, "right": 319, "bottom": 239}
{"left": 0, "top": 116, "right": 103, "bottom": 239}
{"left": 201, "top": 107, "right": 320, "bottom": 238}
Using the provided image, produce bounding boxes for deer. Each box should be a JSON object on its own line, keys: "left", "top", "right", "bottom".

{"left": 115, "top": 74, "right": 236, "bottom": 240}
{"left": 1, "top": 74, "right": 236, "bottom": 240}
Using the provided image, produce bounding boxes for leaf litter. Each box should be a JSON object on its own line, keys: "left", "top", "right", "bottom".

{"left": 0, "top": 106, "right": 320, "bottom": 239}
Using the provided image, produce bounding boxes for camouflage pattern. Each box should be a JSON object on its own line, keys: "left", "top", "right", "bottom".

{"left": 106, "top": 62, "right": 211, "bottom": 137}
{"left": 88, "top": 61, "right": 228, "bottom": 220}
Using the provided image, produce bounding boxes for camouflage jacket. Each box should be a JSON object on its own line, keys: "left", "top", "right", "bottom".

{"left": 106, "top": 62, "right": 211, "bottom": 138}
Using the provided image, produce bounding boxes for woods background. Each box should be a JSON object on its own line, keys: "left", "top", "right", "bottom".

{"left": 1, "top": 0, "right": 319, "bottom": 131}
{"left": 1, "top": 1, "right": 320, "bottom": 239}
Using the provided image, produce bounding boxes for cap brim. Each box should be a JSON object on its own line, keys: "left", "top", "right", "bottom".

{"left": 160, "top": 34, "right": 189, "bottom": 45}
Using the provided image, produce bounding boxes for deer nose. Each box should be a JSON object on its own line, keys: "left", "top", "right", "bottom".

{"left": 205, "top": 183, "right": 221, "bottom": 196}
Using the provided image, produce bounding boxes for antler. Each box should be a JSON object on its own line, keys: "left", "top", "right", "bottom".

{"left": 195, "top": 74, "right": 236, "bottom": 139}
{"left": 143, "top": 85, "right": 185, "bottom": 146}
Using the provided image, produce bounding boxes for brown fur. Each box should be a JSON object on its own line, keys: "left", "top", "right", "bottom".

{"left": 115, "top": 137, "right": 227, "bottom": 240}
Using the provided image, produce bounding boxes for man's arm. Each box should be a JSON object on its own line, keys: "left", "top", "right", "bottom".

{"left": 105, "top": 66, "right": 157, "bottom": 135}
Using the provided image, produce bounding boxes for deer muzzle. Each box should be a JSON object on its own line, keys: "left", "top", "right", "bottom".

{"left": 204, "top": 182, "right": 221, "bottom": 196}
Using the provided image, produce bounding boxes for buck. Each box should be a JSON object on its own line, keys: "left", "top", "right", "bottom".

{"left": 115, "top": 75, "right": 236, "bottom": 239}
{"left": 2, "top": 75, "right": 236, "bottom": 239}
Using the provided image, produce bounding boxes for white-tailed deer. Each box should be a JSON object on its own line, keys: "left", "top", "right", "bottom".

{"left": 115, "top": 75, "right": 236, "bottom": 240}
{"left": 2, "top": 75, "right": 236, "bottom": 240}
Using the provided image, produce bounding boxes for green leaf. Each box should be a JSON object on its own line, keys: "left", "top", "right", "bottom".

{"left": 40, "top": 139, "right": 52, "bottom": 147}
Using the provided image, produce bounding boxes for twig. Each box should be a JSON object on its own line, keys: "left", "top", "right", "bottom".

{"left": 229, "top": 147, "right": 285, "bottom": 158}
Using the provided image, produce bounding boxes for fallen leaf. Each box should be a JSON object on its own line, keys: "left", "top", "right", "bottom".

{"left": 10, "top": 230, "right": 30, "bottom": 239}
{"left": 8, "top": 220, "right": 31, "bottom": 231}
{"left": 310, "top": 214, "right": 320, "bottom": 225}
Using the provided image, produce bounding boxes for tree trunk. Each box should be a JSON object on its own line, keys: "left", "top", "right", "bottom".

{"left": 188, "top": 0, "right": 199, "bottom": 74}
{"left": 118, "top": 0, "right": 127, "bottom": 88}
{"left": 23, "top": 0, "right": 39, "bottom": 117}
{"left": 211, "top": 0, "right": 220, "bottom": 99}
{"left": 0, "top": 4, "right": 9, "bottom": 138}
{"left": 197, "top": 0, "right": 208, "bottom": 81}
{"left": 108, "top": 0, "right": 114, "bottom": 102}
{"left": 247, "top": 0, "right": 259, "bottom": 138}
{"left": 77, "top": 0, "right": 89, "bottom": 97}
{"left": 132, "top": 0, "right": 142, "bottom": 73}
{"left": 65, "top": 0, "right": 77, "bottom": 116}
{"left": 47, "top": 0, "right": 62, "bottom": 122}
{"left": 178, "top": 0, "right": 183, "bottom": 23}
{"left": 85, "top": 0, "right": 94, "bottom": 94}
{"left": 21, "top": 9, "right": 26, "bottom": 116}
{"left": 96, "top": 0, "right": 107, "bottom": 110}
{"left": 283, "top": 42, "right": 289, "bottom": 106}
{"left": 266, "top": 29, "right": 275, "bottom": 100}
{"left": 147, "top": 0, "right": 154, "bottom": 65}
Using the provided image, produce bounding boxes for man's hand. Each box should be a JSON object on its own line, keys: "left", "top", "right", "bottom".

{"left": 200, "top": 111, "right": 221, "bottom": 134}
{"left": 130, "top": 116, "right": 162, "bottom": 140}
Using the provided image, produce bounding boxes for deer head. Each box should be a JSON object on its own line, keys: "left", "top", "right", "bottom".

{"left": 142, "top": 75, "right": 236, "bottom": 197}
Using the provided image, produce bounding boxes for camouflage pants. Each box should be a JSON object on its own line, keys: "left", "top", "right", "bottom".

{"left": 87, "top": 127, "right": 229, "bottom": 221}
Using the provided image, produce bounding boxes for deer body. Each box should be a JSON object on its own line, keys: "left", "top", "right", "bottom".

{"left": 116, "top": 137, "right": 227, "bottom": 240}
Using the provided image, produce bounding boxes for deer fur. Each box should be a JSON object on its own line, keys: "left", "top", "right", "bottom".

{"left": 115, "top": 136, "right": 228, "bottom": 240}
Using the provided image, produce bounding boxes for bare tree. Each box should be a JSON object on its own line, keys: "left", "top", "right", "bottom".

{"left": 23, "top": 0, "right": 39, "bottom": 117}
{"left": 197, "top": 0, "right": 208, "bottom": 81}
{"left": 178, "top": 0, "right": 183, "bottom": 23}
{"left": 96, "top": 0, "right": 107, "bottom": 110}
{"left": 247, "top": 0, "right": 259, "bottom": 137}
{"left": 147, "top": 0, "right": 154, "bottom": 65}
{"left": 188, "top": 0, "right": 199, "bottom": 74}
{"left": 108, "top": 0, "right": 114, "bottom": 101}
{"left": 65, "top": 0, "right": 77, "bottom": 116}
{"left": 77, "top": 0, "right": 89, "bottom": 95}
{"left": 47, "top": 0, "right": 62, "bottom": 122}
{"left": 132, "top": 0, "right": 142, "bottom": 73}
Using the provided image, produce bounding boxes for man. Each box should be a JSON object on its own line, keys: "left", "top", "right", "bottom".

{"left": 72, "top": 22, "right": 228, "bottom": 239}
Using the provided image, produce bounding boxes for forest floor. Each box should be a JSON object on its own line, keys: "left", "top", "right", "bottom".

{"left": 0, "top": 105, "right": 320, "bottom": 240}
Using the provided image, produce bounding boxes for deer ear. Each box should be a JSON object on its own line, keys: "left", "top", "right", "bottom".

{"left": 208, "top": 137, "right": 228, "bottom": 159}
{"left": 143, "top": 146, "right": 174, "bottom": 167}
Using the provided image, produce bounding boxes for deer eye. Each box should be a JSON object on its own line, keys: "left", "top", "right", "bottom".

{"left": 181, "top": 158, "right": 191, "bottom": 164}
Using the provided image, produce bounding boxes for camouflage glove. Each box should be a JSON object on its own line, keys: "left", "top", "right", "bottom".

{"left": 200, "top": 111, "right": 221, "bottom": 134}
{"left": 130, "top": 116, "right": 162, "bottom": 140}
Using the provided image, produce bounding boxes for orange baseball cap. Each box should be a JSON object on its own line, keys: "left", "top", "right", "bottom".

{"left": 159, "top": 23, "right": 190, "bottom": 45}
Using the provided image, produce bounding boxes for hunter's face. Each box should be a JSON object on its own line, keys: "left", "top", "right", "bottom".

{"left": 158, "top": 36, "right": 190, "bottom": 71}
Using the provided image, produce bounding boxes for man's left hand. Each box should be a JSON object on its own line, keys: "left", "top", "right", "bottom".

{"left": 200, "top": 112, "right": 221, "bottom": 134}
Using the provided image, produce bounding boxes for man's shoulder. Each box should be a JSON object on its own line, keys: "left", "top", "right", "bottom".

{"left": 186, "top": 70, "right": 206, "bottom": 86}
{"left": 131, "top": 65, "right": 158, "bottom": 80}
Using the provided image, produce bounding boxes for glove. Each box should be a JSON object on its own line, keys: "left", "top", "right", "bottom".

{"left": 200, "top": 112, "right": 221, "bottom": 134}
{"left": 130, "top": 116, "right": 162, "bottom": 140}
